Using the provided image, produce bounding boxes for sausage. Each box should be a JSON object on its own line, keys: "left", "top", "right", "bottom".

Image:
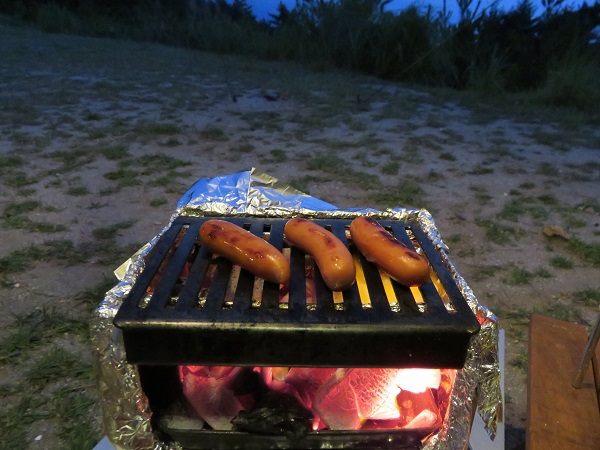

{"left": 349, "top": 216, "right": 430, "bottom": 287}
{"left": 199, "top": 220, "right": 290, "bottom": 285}
{"left": 284, "top": 218, "right": 355, "bottom": 291}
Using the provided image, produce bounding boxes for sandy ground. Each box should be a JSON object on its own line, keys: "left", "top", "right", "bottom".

{"left": 0, "top": 24, "right": 599, "bottom": 449}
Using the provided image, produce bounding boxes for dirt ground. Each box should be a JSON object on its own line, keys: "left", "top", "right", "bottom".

{"left": 0, "top": 23, "right": 599, "bottom": 450}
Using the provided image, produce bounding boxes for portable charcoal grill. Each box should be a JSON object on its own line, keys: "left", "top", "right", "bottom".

{"left": 113, "top": 215, "right": 481, "bottom": 449}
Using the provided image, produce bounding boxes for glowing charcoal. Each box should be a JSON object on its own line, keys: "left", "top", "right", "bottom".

{"left": 395, "top": 368, "right": 441, "bottom": 393}
{"left": 284, "top": 368, "right": 337, "bottom": 406}
{"left": 313, "top": 368, "right": 401, "bottom": 430}
{"left": 405, "top": 409, "right": 439, "bottom": 431}
{"left": 179, "top": 366, "right": 243, "bottom": 431}
{"left": 397, "top": 388, "right": 441, "bottom": 432}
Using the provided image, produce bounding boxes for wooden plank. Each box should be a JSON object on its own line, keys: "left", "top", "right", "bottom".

{"left": 585, "top": 315, "right": 600, "bottom": 407}
{"left": 595, "top": 323, "right": 600, "bottom": 412}
{"left": 527, "top": 314, "right": 600, "bottom": 450}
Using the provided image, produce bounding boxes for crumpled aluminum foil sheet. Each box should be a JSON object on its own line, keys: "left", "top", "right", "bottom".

{"left": 91, "top": 168, "right": 502, "bottom": 450}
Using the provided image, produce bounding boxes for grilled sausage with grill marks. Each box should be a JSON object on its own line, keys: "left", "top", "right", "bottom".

{"left": 284, "top": 218, "right": 355, "bottom": 291}
{"left": 349, "top": 216, "right": 430, "bottom": 287}
{"left": 199, "top": 220, "right": 290, "bottom": 285}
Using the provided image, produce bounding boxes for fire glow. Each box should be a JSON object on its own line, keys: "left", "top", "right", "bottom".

{"left": 179, "top": 366, "right": 453, "bottom": 437}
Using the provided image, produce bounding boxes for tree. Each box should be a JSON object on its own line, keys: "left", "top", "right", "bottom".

{"left": 228, "top": 0, "right": 254, "bottom": 21}
{"left": 269, "top": 1, "right": 291, "bottom": 27}
{"left": 541, "top": 0, "right": 565, "bottom": 18}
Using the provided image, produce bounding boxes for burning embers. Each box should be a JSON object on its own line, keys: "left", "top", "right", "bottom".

{"left": 179, "top": 365, "right": 451, "bottom": 438}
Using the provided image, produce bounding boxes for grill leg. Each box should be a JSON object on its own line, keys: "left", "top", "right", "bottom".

{"left": 572, "top": 313, "right": 600, "bottom": 388}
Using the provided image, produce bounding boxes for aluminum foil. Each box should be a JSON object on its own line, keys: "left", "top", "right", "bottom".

{"left": 91, "top": 168, "right": 502, "bottom": 450}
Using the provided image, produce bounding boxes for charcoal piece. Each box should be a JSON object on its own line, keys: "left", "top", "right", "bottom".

{"left": 397, "top": 388, "right": 441, "bottom": 432}
{"left": 228, "top": 367, "right": 269, "bottom": 397}
{"left": 231, "top": 391, "right": 313, "bottom": 440}
{"left": 180, "top": 366, "right": 243, "bottom": 431}
{"left": 313, "top": 368, "right": 401, "bottom": 430}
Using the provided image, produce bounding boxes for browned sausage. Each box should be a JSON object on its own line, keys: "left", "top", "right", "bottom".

{"left": 199, "top": 219, "right": 290, "bottom": 285}
{"left": 284, "top": 218, "right": 355, "bottom": 291}
{"left": 349, "top": 216, "right": 430, "bottom": 287}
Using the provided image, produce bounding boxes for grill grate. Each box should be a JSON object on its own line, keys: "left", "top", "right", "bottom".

{"left": 114, "top": 216, "right": 480, "bottom": 368}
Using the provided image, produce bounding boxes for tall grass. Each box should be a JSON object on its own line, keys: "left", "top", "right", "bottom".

{"left": 28, "top": 1, "right": 133, "bottom": 37}
{"left": 535, "top": 56, "right": 600, "bottom": 110}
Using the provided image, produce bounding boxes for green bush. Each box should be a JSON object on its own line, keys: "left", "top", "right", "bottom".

{"left": 535, "top": 56, "right": 600, "bottom": 111}
{"left": 34, "top": 3, "right": 80, "bottom": 33}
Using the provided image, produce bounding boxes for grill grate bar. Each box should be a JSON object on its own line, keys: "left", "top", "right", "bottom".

{"left": 341, "top": 280, "right": 365, "bottom": 320}
{"left": 410, "top": 224, "right": 474, "bottom": 316}
{"left": 389, "top": 222, "right": 448, "bottom": 315}
{"left": 128, "top": 221, "right": 184, "bottom": 312}
{"left": 146, "top": 222, "right": 201, "bottom": 314}
{"left": 327, "top": 221, "right": 367, "bottom": 320}
{"left": 391, "top": 283, "right": 422, "bottom": 316}
{"left": 418, "top": 282, "right": 448, "bottom": 316}
{"left": 203, "top": 257, "right": 232, "bottom": 312}
{"left": 358, "top": 250, "right": 393, "bottom": 318}
{"left": 288, "top": 246, "right": 308, "bottom": 319}
{"left": 313, "top": 263, "right": 334, "bottom": 314}
{"left": 174, "top": 244, "right": 212, "bottom": 312}
{"left": 232, "top": 264, "right": 256, "bottom": 313}
{"left": 258, "top": 221, "right": 283, "bottom": 310}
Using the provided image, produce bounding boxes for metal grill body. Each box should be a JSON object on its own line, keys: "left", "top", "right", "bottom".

{"left": 114, "top": 216, "right": 480, "bottom": 368}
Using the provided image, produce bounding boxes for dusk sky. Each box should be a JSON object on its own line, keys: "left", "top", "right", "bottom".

{"left": 246, "top": 0, "right": 583, "bottom": 21}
